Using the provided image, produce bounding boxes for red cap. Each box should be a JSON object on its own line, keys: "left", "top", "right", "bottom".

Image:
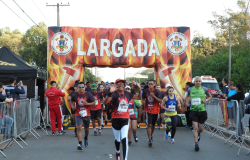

{"left": 115, "top": 78, "right": 126, "bottom": 84}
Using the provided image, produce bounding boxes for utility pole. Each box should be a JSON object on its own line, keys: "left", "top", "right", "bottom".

{"left": 46, "top": 2, "right": 70, "bottom": 26}
{"left": 229, "top": 18, "right": 231, "bottom": 80}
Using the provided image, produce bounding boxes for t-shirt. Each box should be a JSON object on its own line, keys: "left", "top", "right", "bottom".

{"left": 90, "top": 91, "right": 103, "bottom": 110}
{"left": 222, "top": 85, "right": 229, "bottom": 95}
{"left": 99, "top": 91, "right": 106, "bottom": 105}
{"left": 142, "top": 88, "right": 161, "bottom": 114}
{"left": 187, "top": 86, "right": 211, "bottom": 112}
{"left": 85, "top": 88, "right": 92, "bottom": 92}
{"left": 71, "top": 92, "right": 95, "bottom": 117}
{"left": 128, "top": 99, "right": 140, "bottom": 118}
{"left": 227, "top": 89, "right": 237, "bottom": 108}
{"left": 0, "top": 93, "right": 6, "bottom": 102}
{"left": 110, "top": 91, "right": 134, "bottom": 119}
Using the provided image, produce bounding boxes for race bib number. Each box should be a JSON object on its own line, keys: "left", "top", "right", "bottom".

{"left": 169, "top": 105, "right": 176, "bottom": 112}
{"left": 129, "top": 109, "right": 134, "bottom": 115}
{"left": 95, "top": 100, "right": 98, "bottom": 105}
{"left": 118, "top": 103, "right": 128, "bottom": 112}
{"left": 192, "top": 98, "right": 201, "bottom": 105}
{"left": 79, "top": 110, "right": 87, "bottom": 117}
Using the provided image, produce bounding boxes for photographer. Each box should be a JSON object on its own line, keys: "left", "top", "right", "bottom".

{"left": 5, "top": 76, "right": 25, "bottom": 101}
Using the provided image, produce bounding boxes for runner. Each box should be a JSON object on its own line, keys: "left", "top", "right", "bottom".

{"left": 185, "top": 76, "right": 212, "bottom": 151}
{"left": 161, "top": 87, "right": 181, "bottom": 143}
{"left": 71, "top": 82, "right": 95, "bottom": 150}
{"left": 99, "top": 84, "right": 107, "bottom": 128}
{"left": 142, "top": 79, "right": 162, "bottom": 147}
{"left": 125, "top": 86, "right": 141, "bottom": 146}
{"left": 90, "top": 83, "right": 104, "bottom": 135}
{"left": 104, "top": 79, "right": 141, "bottom": 160}
{"left": 67, "top": 84, "right": 78, "bottom": 136}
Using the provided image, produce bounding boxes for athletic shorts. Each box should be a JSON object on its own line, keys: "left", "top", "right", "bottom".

{"left": 160, "top": 109, "right": 165, "bottom": 114}
{"left": 190, "top": 111, "right": 207, "bottom": 124}
{"left": 112, "top": 118, "right": 129, "bottom": 130}
{"left": 90, "top": 109, "right": 102, "bottom": 120}
{"left": 227, "top": 107, "right": 235, "bottom": 119}
{"left": 75, "top": 116, "right": 90, "bottom": 128}
{"left": 146, "top": 113, "right": 158, "bottom": 125}
{"left": 71, "top": 108, "right": 75, "bottom": 114}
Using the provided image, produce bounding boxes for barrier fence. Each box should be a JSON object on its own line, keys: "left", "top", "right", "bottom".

{"left": 0, "top": 99, "right": 47, "bottom": 158}
{"left": 205, "top": 99, "right": 250, "bottom": 156}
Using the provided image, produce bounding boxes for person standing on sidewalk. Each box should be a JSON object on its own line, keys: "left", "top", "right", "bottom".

{"left": 219, "top": 78, "right": 229, "bottom": 127}
{"left": 45, "top": 81, "right": 65, "bottom": 136}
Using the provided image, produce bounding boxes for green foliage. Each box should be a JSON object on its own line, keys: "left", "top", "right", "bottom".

{"left": 126, "top": 68, "right": 154, "bottom": 83}
{"left": 84, "top": 68, "right": 102, "bottom": 83}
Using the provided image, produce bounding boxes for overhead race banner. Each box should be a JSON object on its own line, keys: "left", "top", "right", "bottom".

{"left": 47, "top": 27, "right": 192, "bottom": 114}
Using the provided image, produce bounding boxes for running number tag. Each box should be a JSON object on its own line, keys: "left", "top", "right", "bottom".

{"left": 95, "top": 100, "right": 98, "bottom": 105}
{"left": 79, "top": 109, "right": 87, "bottom": 117}
{"left": 169, "top": 105, "right": 176, "bottom": 112}
{"left": 192, "top": 98, "right": 201, "bottom": 105}
{"left": 118, "top": 99, "right": 128, "bottom": 112}
{"left": 129, "top": 109, "right": 134, "bottom": 115}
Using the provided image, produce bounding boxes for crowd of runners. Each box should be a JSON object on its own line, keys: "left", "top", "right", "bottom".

{"left": 45, "top": 76, "right": 212, "bottom": 160}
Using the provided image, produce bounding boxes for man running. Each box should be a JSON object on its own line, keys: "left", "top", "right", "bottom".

{"left": 45, "top": 81, "right": 65, "bottom": 136}
{"left": 71, "top": 82, "right": 95, "bottom": 150}
{"left": 142, "top": 79, "right": 162, "bottom": 147}
{"left": 104, "top": 79, "right": 141, "bottom": 160}
{"left": 90, "top": 83, "right": 104, "bottom": 135}
{"left": 186, "top": 76, "right": 212, "bottom": 151}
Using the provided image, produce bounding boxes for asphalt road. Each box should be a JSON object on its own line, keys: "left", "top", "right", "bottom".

{"left": 1, "top": 127, "right": 250, "bottom": 160}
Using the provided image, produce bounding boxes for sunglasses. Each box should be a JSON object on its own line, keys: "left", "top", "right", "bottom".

{"left": 148, "top": 83, "right": 154, "bottom": 85}
{"left": 116, "top": 83, "right": 124, "bottom": 85}
{"left": 126, "top": 88, "right": 131, "bottom": 90}
{"left": 78, "top": 86, "right": 85, "bottom": 88}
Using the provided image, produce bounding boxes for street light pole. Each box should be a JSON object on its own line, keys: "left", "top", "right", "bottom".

{"left": 229, "top": 18, "right": 232, "bottom": 80}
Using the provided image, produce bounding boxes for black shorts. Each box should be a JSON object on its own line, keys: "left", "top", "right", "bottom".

{"left": 75, "top": 116, "right": 90, "bottom": 128}
{"left": 190, "top": 111, "right": 207, "bottom": 124}
{"left": 227, "top": 107, "right": 236, "bottom": 119}
{"left": 90, "top": 109, "right": 102, "bottom": 120}
{"left": 146, "top": 113, "right": 158, "bottom": 125}
{"left": 160, "top": 109, "right": 165, "bottom": 114}
{"left": 71, "top": 108, "right": 75, "bottom": 114}
{"left": 111, "top": 118, "right": 129, "bottom": 130}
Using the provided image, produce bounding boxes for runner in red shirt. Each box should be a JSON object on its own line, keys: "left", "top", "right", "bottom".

{"left": 45, "top": 81, "right": 65, "bottom": 136}
{"left": 71, "top": 82, "right": 95, "bottom": 150}
{"left": 104, "top": 79, "right": 142, "bottom": 160}
{"left": 142, "top": 79, "right": 162, "bottom": 147}
{"left": 90, "top": 83, "right": 104, "bottom": 135}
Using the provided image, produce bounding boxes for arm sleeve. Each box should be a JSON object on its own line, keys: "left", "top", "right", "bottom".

{"left": 244, "top": 94, "right": 250, "bottom": 104}
{"left": 14, "top": 86, "right": 25, "bottom": 94}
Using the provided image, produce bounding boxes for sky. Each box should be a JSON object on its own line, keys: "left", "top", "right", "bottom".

{"left": 0, "top": 0, "right": 240, "bottom": 82}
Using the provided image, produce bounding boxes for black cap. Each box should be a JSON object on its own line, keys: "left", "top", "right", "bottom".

{"left": 9, "top": 76, "right": 17, "bottom": 83}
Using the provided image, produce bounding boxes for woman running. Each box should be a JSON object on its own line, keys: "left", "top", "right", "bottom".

{"left": 125, "top": 86, "right": 141, "bottom": 146}
{"left": 104, "top": 79, "right": 141, "bottom": 160}
{"left": 161, "top": 87, "right": 181, "bottom": 143}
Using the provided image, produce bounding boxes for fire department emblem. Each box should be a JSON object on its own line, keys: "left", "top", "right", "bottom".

{"left": 51, "top": 32, "right": 73, "bottom": 55}
{"left": 148, "top": 95, "right": 154, "bottom": 103}
{"left": 78, "top": 98, "right": 85, "bottom": 106}
{"left": 166, "top": 32, "right": 188, "bottom": 55}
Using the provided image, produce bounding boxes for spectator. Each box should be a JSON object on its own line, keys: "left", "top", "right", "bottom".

{"left": 85, "top": 82, "right": 92, "bottom": 92}
{"left": 244, "top": 93, "right": 250, "bottom": 127}
{"left": 5, "top": 76, "right": 25, "bottom": 101}
{"left": 0, "top": 82, "right": 14, "bottom": 139}
{"left": 226, "top": 82, "right": 237, "bottom": 131}
{"left": 219, "top": 78, "right": 229, "bottom": 127}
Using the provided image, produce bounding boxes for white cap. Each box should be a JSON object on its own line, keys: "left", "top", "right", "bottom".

{"left": 165, "top": 84, "right": 171, "bottom": 88}
{"left": 125, "top": 86, "right": 131, "bottom": 89}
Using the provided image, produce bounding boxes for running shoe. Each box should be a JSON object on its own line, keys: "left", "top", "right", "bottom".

{"left": 134, "top": 135, "right": 138, "bottom": 142}
{"left": 52, "top": 132, "right": 55, "bottom": 136}
{"left": 128, "top": 141, "right": 132, "bottom": 146}
{"left": 148, "top": 140, "right": 153, "bottom": 147}
{"left": 195, "top": 144, "right": 199, "bottom": 151}
{"left": 98, "top": 129, "right": 102, "bottom": 135}
{"left": 77, "top": 144, "right": 83, "bottom": 150}
{"left": 58, "top": 131, "right": 63, "bottom": 136}
{"left": 168, "top": 132, "right": 171, "bottom": 137}
{"left": 105, "top": 121, "right": 108, "bottom": 125}
{"left": 170, "top": 138, "right": 175, "bottom": 143}
{"left": 101, "top": 125, "right": 105, "bottom": 129}
{"left": 84, "top": 138, "right": 88, "bottom": 147}
{"left": 157, "top": 126, "right": 160, "bottom": 130}
{"left": 137, "top": 125, "right": 140, "bottom": 129}
{"left": 116, "top": 151, "right": 121, "bottom": 160}
{"left": 164, "top": 132, "right": 168, "bottom": 141}
{"left": 94, "top": 131, "right": 97, "bottom": 136}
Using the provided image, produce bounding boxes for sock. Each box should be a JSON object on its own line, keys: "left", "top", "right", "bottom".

{"left": 79, "top": 141, "right": 82, "bottom": 145}
{"left": 84, "top": 136, "right": 87, "bottom": 140}
{"left": 101, "top": 117, "right": 103, "bottom": 125}
{"left": 94, "top": 128, "right": 96, "bottom": 132}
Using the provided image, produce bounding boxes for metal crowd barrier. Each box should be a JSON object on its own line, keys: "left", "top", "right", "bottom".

{"left": 0, "top": 99, "right": 47, "bottom": 158}
{"left": 205, "top": 99, "right": 250, "bottom": 156}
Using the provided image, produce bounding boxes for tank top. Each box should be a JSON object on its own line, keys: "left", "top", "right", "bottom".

{"left": 164, "top": 95, "right": 177, "bottom": 116}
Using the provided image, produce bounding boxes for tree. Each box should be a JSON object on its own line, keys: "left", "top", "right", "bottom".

{"left": 0, "top": 27, "right": 24, "bottom": 54}
{"left": 84, "top": 68, "right": 102, "bottom": 83}
{"left": 19, "top": 22, "right": 47, "bottom": 71}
